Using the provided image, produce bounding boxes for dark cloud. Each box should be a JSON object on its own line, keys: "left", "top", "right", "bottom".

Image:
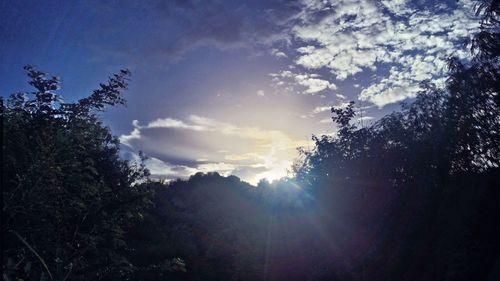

{"left": 84, "top": 0, "right": 302, "bottom": 61}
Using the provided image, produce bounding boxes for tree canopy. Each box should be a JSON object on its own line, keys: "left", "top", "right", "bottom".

{"left": 3, "top": 66, "right": 151, "bottom": 281}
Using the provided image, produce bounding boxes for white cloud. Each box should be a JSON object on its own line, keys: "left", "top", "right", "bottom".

{"left": 148, "top": 118, "right": 206, "bottom": 131}
{"left": 120, "top": 115, "right": 311, "bottom": 184}
{"left": 270, "top": 70, "right": 337, "bottom": 94}
{"left": 271, "top": 48, "right": 288, "bottom": 58}
{"left": 256, "top": 89, "right": 265, "bottom": 96}
{"left": 360, "top": 83, "right": 420, "bottom": 108}
{"left": 119, "top": 117, "right": 209, "bottom": 147}
{"left": 358, "top": 116, "right": 374, "bottom": 122}
{"left": 119, "top": 125, "right": 141, "bottom": 147}
{"left": 381, "top": 0, "right": 412, "bottom": 16}
{"left": 280, "top": 0, "right": 479, "bottom": 107}
{"left": 145, "top": 157, "right": 196, "bottom": 178}
{"left": 310, "top": 101, "right": 352, "bottom": 115}
{"left": 196, "top": 162, "right": 237, "bottom": 176}
{"left": 296, "top": 74, "right": 337, "bottom": 94}
{"left": 312, "top": 106, "right": 331, "bottom": 114}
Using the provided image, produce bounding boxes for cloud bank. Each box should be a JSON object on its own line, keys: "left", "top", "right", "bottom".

{"left": 120, "top": 115, "right": 309, "bottom": 184}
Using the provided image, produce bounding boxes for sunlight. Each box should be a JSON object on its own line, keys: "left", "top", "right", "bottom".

{"left": 255, "top": 159, "right": 292, "bottom": 183}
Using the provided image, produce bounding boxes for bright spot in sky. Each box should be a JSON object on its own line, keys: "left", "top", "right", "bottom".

{"left": 255, "top": 159, "right": 293, "bottom": 184}
{"left": 120, "top": 115, "right": 311, "bottom": 185}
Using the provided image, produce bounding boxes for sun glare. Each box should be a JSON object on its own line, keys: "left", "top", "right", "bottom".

{"left": 255, "top": 159, "right": 292, "bottom": 184}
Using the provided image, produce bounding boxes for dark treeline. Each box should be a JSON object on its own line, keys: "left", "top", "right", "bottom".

{"left": 2, "top": 1, "right": 499, "bottom": 280}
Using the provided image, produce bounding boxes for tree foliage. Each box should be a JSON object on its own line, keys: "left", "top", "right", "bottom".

{"left": 2, "top": 66, "right": 151, "bottom": 281}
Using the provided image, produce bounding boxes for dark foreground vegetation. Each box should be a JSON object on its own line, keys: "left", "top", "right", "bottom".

{"left": 2, "top": 1, "right": 499, "bottom": 280}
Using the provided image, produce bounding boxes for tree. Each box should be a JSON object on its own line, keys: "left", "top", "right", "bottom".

{"left": 2, "top": 66, "right": 151, "bottom": 281}
{"left": 289, "top": 1, "right": 500, "bottom": 279}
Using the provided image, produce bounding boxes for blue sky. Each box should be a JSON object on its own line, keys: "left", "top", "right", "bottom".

{"left": 1, "top": 0, "right": 479, "bottom": 183}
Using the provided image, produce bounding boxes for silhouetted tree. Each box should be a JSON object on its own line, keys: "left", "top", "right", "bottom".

{"left": 290, "top": 1, "right": 500, "bottom": 279}
{"left": 3, "top": 66, "right": 151, "bottom": 281}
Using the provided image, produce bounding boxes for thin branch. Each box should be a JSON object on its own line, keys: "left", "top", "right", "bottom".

{"left": 62, "top": 263, "right": 73, "bottom": 281}
{"left": 9, "top": 230, "right": 54, "bottom": 281}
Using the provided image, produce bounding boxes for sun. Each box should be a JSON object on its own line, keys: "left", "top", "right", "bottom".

{"left": 254, "top": 159, "right": 291, "bottom": 184}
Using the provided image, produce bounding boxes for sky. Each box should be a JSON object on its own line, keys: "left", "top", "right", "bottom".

{"left": 1, "top": 0, "right": 480, "bottom": 184}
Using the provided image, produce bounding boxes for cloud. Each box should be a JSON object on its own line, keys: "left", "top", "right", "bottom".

{"left": 89, "top": 0, "right": 303, "bottom": 61}
{"left": 142, "top": 156, "right": 197, "bottom": 178}
{"left": 295, "top": 73, "right": 337, "bottom": 94}
{"left": 271, "top": 48, "right": 288, "bottom": 58}
{"left": 312, "top": 106, "right": 332, "bottom": 114}
{"left": 311, "top": 101, "right": 351, "bottom": 115}
{"left": 279, "top": 0, "right": 478, "bottom": 107}
{"left": 148, "top": 118, "right": 206, "bottom": 130}
{"left": 306, "top": 101, "right": 353, "bottom": 125}
{"left": 358, "top": 116, "right": 374, "bottom": 122}
{"left": 381, "top": 0, "right": 413, "bottom": 16}
{"left": 120, "top": 115, "right": 310, "bottom": 184}
{"left": 119, "top": 127, "right": 141, "bottom": 147}
{"left": 256, "top": 89, "right": 265, "bottom": 96}
{"left": 270, "top": 70, "right": 337, "bottom": 94}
